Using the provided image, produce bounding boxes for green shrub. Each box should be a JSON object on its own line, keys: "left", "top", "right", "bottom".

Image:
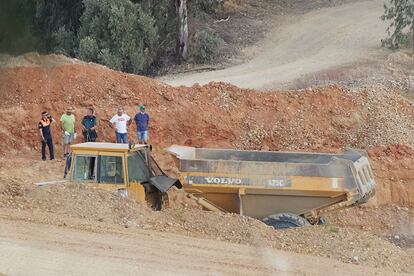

{"left": 380, "top": 0, "right": 414, "bottom": 50}
{"left": 98, "top": 48, "right": 122, "bottom": 70}
{"left": 192, "top": 0, "right": 223, "bottom": 14}
{"left": 78, "top": 0, "right": 158, "bottom": 73}
{"left": 78, "top": 36, "right": 99, "bottom": 61}
{"left": 382, "top": 33, "right": 413, "bottom": 49}
{"left": 53, "top": 27, "right": 77, "bottom": 55}
{"left": 0, "top": 0, "right": 39, "bottom": 54}
{"left": 193, "top": 30, "right": 225, "bottom": 64}
{"left": 33, "top": 0, "right": 84, "bottom": 53}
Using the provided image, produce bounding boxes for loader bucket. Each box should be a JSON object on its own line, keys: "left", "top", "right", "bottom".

{"left": 149, "top": 175, "right": 182, "bottom": 193}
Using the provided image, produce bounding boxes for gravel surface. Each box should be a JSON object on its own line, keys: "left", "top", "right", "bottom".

{"left": 0, "top": 175, "right": 413, "bottom": 273}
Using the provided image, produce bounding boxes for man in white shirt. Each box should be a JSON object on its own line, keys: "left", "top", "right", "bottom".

{"left": 109, "top": 107, "right": 131, "bottom": 143}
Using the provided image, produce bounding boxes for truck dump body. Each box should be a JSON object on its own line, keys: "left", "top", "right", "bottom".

{"left": 167, "top": 145, "right": 376, "bottom": 220}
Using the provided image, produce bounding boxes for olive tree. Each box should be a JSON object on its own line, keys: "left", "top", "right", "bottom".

{"left": 78, "top": 0, "right": 158, "bottom": 73}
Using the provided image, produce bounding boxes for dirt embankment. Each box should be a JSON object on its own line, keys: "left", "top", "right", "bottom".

{"left": 0, "top": 63, "right": 413, "bottom": 206}
{"left": 0, "top": 60, "right": 413, "bottom": 273}
{"left": 368, "top": 145, "right": 414, "bottom": 207}
{"left": 0, "top": 145, "right": 412, "bottom": 273}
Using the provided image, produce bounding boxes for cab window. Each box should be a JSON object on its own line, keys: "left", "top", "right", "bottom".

{"left": 99, "top": 156, "right": 124, "bottom": 184}
{"left": 73, "top": 155, "right": 97, "bottom": 182}
{"left": 127, "top": 151, "right": 150, "bottom": 183}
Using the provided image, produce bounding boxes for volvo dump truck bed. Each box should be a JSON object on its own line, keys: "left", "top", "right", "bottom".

{"left": 167, "top": 145, "right": 376, "bottom": 224}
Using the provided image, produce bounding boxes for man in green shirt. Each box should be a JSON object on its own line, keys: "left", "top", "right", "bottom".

{"left": 60, "top": 106, "right": 76, "bottom": 159}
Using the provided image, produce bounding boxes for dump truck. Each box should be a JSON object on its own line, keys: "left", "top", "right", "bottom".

{"left": 64, "top": 142, "right": 376, "bottom": 229}
{"left": 65, "top": 142, "right": 181, "bottom": 210}
{"left": 166, "top": 145, "right": 376, "bottom": 228}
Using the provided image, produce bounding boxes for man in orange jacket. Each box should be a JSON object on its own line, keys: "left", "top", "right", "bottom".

{"left": 38, "top": 111, "right": 55, "bottom": 160}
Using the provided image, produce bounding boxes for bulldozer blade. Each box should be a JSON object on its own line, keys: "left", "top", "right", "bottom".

{"left": 149, "top": 175, "right": 182, "bottom": 193}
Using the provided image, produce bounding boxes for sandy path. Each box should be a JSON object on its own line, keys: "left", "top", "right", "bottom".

{"left": 162, "top": 0, "right": 388, "bottom": 89}
{"left": 0, "top": 218, "right": 408, "bottom": 276}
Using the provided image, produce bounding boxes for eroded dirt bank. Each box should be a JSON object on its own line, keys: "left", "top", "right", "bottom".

{"left": 0, "top": 60, "right": 413, "bottom": 274}
{"left": 0, "top": 63, "right": 412, "bottom": 206}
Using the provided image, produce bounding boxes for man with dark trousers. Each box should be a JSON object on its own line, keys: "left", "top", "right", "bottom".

{"left": 38, "top": 111, "right": 55, "bottom": 160}
{"left": 82, "top": 107, "right": 98, "bottom": 142}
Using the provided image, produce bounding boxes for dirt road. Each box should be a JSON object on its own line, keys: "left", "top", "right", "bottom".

{"left": 0, "top": 218, "right": 408, "bottom": 276}
{"left": 163, "top": 0, "right": 388, "bottom": 89}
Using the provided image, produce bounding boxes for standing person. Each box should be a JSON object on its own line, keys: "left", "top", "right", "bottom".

{"left": 109, "top": 107, "right": 131, "bottom": 143}
{"left": 60, "top": 106, "right": 76, "bottom": 159}
{"left": 134, "top": 105, "right": 149, "bottom": 144}
{"left": 82, "top": 107, "right": 98, "bottom": 142}
{"left": 38, "top": 111, "right": 55, "bottom": 160}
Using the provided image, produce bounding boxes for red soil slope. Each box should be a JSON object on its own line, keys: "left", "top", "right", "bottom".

{"left": 0, "top": 64, "right": 412, "bottom": 206}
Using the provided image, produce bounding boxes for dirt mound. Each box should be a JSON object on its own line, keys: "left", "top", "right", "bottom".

{"left": 0, "top": 176, "right": 152, "bottom": 225}
{"left": 0, "top": 173, "right": 267, "bottom": 244}
{"left": 0, "top": 177, "right": 412, "bottom": 273}
{"left": 272, "top": 225, "right": 413, "bottom": 273}
{"left": 0, "top": 145, "right": 412, "bottom": 272}
{"left": 0, "top": 178, "right": 25, "bottom": 198}
{"left": 0, "top": 64, "right": 412, "bottom": 151}
{"left": 0, "top": 53, "right": 83, "bottom": 68}
{"left": 368, "top": 145, "right": 414, "bottom": 207}
{"left": 328, "top": 204, "right": 413, "bottom": 236}
{"left": 0, "top": 63, "right": 412, "bottom": 206}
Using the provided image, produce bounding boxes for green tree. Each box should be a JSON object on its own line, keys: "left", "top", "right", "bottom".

{"left": 78, "top": 0, "right": 158, "bottom": 73}
{"left": 191, "top": 0, "right": 223, "bottom": 14}
{"left": 52, "top": 26, "right": 77, "bottom": 54}
{"left": 33, "top": 0, "right": 84, "bottom": 54}
{"left": 78, "top": 36, "right": 99, "bottom": 61}
{"left": 193, "top": 30, "right": 225, "bottom": 64}
{"left": 381, "top": 0, "right": 414, "bottom": 50}
{"left": 137, "top": 0, "right": 176, "bottom": 62}
{"left": 0, "top": 0, "right": 38, "bottom": 54}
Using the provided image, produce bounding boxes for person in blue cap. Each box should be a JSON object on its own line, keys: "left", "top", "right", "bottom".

{"left": 134, "top": 105, "right": 149, "bottom": 144}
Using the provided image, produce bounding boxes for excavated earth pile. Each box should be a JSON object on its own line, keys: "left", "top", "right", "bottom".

{"left": 0, "top": 62, "right": 412, "bottom": 206}
{"left": 0, "top": 174, "right": 413, "bottom": 273}
{"left": 0, "top": 59, "right": 413, "bottom": 273}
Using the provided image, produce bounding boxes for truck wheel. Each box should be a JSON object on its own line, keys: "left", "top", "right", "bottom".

{"left": 262, "top": 213, "right": 310, "bottom": 229}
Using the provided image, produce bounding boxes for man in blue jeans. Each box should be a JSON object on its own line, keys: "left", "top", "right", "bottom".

{"left": 134, "top": 105, "right": 149, "bottom": 144}
{"left": 109, "top": 107, "right": 131, "bottom": 143}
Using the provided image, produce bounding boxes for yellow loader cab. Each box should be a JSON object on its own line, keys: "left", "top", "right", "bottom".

{"left": 65, "top": 142, "right": 182, "bottom": 210}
